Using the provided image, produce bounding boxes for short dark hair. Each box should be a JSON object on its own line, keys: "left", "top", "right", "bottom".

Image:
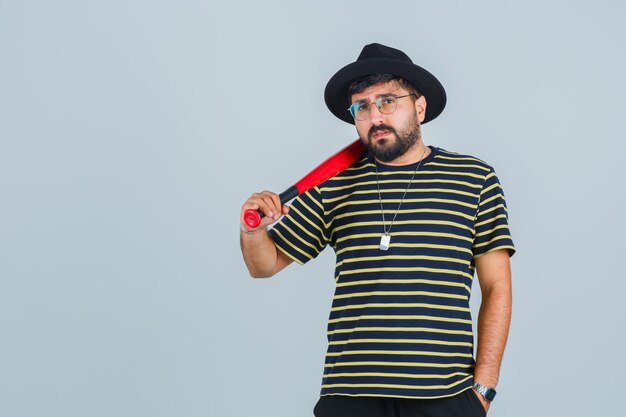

{"left": 347, "top": 74, "right": 422, "bottom": 102}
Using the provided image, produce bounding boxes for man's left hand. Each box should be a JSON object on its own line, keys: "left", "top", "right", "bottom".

{"left": 472, "top": 388, "right": 490, "bottom": 414}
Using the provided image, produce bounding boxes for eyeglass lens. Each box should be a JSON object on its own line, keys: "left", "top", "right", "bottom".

{"left": 351, "top": 96, "right": 398, "bottom": 121}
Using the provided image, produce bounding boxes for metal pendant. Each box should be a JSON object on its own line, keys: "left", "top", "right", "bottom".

{"left": 379, "top": 233, "right": 391, "bottom": 251}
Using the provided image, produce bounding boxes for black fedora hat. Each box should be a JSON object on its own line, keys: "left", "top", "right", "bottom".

{"left": 324, "top": 43, "right": 446, "bottom": 125}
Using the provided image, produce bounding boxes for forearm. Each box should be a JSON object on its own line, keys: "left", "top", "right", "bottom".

{"left": 473, "top": 282, "right": 512, "bottom": 387}
{"left": 240, "top": 227, "right": 281, "bottom": 278}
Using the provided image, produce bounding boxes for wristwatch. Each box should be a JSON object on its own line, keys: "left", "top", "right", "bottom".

{"left": 473, "top": 382, "right": 497, "bottom": 402}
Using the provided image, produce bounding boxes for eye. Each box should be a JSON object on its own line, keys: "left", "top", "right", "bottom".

{"left": 356, "top": 103, "right": 369, "bottom": 112}
{"left": 382, "top": 97, "right": 395, "bottom": 105}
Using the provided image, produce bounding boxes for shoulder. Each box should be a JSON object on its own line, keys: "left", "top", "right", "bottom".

{"left": 318, "top": 153, "right": 372, "bottom": 188}
{"left": 431, "top": 147, "right": 495, "bottom": 173}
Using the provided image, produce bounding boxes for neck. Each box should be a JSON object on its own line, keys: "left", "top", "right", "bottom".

{"left": 375, "top": 140, "right": 431, "bottom": 166}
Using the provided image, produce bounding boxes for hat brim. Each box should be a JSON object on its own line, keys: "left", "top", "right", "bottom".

{"left": 324, "top": 58, "right": 447, "bottom": 125}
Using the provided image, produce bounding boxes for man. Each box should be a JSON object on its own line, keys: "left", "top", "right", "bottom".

{"left": 240, "top": 43, "right": 515, "bottom": 417}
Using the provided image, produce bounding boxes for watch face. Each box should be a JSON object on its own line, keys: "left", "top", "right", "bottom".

{"left": 485, "top": 388, "right": 497, "bottom": 401}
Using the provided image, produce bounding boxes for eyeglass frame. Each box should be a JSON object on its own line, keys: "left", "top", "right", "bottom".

{"left": 347, "top": 93, "right": 419, "bottom": 121}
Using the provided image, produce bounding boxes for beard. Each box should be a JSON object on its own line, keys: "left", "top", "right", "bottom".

{"left": 361, "top": 115, "right": 422, "bottom": 163}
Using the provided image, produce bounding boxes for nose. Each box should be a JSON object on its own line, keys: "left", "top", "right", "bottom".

{"left": 368, "top": 103, "right": 384, "bottom": 125}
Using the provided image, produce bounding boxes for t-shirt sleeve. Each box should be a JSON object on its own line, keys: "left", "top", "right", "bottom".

{"left": 473, "top": 168, "right": 516, "bottom": 259}
{"left": 267, "top": 186, "right": 329, "bottom": 265}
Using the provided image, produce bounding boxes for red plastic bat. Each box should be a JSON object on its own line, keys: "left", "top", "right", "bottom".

{"left": 243, "top": 139, "right": 366, "bottom": 229}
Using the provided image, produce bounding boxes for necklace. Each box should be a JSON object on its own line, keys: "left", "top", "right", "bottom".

{"left": 375, "top": 148, "right": 427, "bottom": 251}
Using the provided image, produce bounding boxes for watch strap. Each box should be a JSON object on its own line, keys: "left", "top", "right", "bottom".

{"left": 473, "top": 382, "right": 497, "bottom": 402}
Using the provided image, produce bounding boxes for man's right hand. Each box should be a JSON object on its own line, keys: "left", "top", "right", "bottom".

{"left": 240, "top": 190, "right": 290, "bottom": 233}
{"left": 239, "top": 191, "right": 294, "bottom": 278}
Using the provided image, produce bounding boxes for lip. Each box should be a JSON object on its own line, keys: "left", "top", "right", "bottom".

{"left": 372, "top": 130, "right": 391, "bottom": 140}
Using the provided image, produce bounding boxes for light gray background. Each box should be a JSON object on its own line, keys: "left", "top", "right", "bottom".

{"left": 1, "top": 1, "right": 624, "bottom": 416}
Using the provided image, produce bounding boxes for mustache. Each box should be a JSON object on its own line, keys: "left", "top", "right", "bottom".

{"left": 368, "top": 124, "right": 396, "bottom": 140}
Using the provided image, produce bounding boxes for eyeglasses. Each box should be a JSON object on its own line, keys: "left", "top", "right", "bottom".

{"left": 348, "top": 93, "right": 417, "bottom": 121}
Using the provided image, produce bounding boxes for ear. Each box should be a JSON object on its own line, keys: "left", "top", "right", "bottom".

{"left": 415, "top": 95, "right": 427, "bottom": 123}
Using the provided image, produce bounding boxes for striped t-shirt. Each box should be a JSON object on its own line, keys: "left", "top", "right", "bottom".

{"left": 268, "top": 146, "right": 515, "bottom": 399}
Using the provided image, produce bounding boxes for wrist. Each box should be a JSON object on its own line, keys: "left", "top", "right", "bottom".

{"left": 472, "top": 367, "right": 499, "bottom": 390}
{"left": 473, "top": 381, "right": 497, "bottom": 402}
{"left": 240, "top": 223, "right": 264, "bottom": 235}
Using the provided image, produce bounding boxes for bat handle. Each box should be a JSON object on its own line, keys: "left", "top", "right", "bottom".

{"left": 243, "top": 185, "right": 299, "bottom": 229}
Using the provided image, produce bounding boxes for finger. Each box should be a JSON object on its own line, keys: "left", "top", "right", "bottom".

{"left": 260, "top": 194, "right": 281, "bottom": 219}
{"left": 266, "top": 192, "right": 282, "bottom": 217}
{"left": 241, "top": 201, "right": 259, "bottom": 212}
{"left": 258, "top": 191, "right": 281, "bottom": 219}
{"left": 241, "top": 196, "right": 269, "bottom": 224}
